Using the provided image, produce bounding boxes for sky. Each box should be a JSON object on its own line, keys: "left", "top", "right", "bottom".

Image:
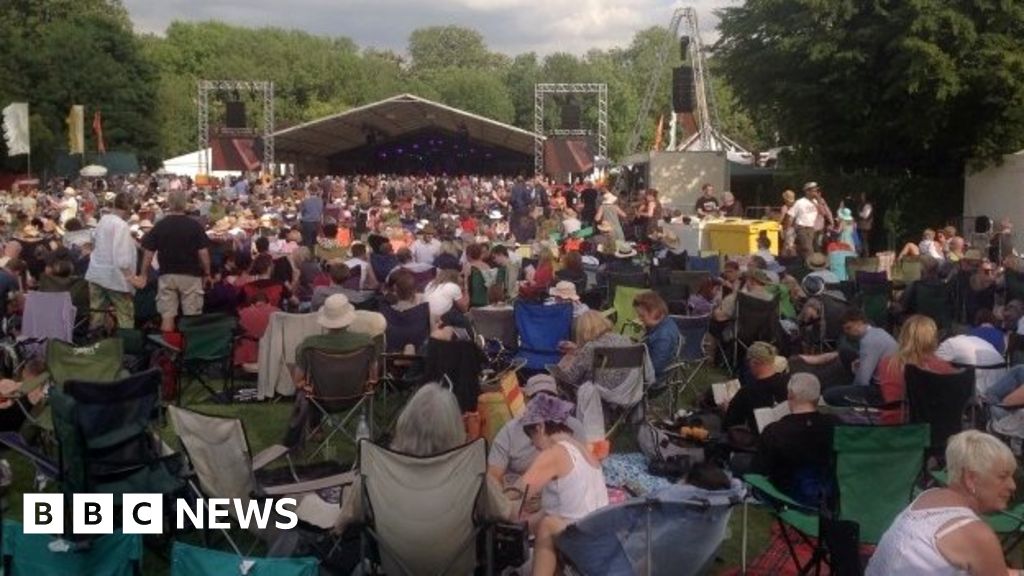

{"left": 122, "top": 0, "right": 736, "bottom": 56}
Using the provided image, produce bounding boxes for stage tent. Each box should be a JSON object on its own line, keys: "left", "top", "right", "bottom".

{"left": 963, "top": 150, "right": 1024, "bottom": 231}
{"left": 162, "top": 148, "right": 239, "bottom": 179}
{"left": 273, "top": 94, "right": 539, "bottom": 175}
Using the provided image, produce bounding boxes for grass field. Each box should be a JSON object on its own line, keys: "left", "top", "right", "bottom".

{"left": 4, "top": 367, "right": 775, "bottom": 575}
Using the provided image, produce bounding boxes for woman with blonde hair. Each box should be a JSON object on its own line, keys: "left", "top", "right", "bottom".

{"left": 780, "top": 189, "right": 797, "bottom": 255}
{"left": 554, "top": 310, "right": 648, "bottom": 395}
{"left": 424, "top": 267, "right": 469, "bottom": 326}
{"left": 868, "top": 430, "right": 1016, "bottom": 575}
{"left": 876, "top": 314, "right": 955, "bottom": 423}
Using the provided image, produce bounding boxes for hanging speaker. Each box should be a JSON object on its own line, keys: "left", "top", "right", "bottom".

{"left": 680, "top": 36, "right": 691, "bottom": 60}
{"left": 225, "top": 101, "right": 246, "bottom": 128}
{"left": 975, "top": 216, "right": 992, "bottom": 234}
{"left": 561, "top": 103, "right": 581, "bottom": 130}
{"left": 672, "top": 66, "right": 694, "bottom": 113}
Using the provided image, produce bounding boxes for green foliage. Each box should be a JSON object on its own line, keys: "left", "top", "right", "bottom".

{"left": 714, "top": 0, "right": 1024, "bottom": 176}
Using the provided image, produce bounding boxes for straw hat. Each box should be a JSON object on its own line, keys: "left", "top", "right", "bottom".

{"left": 614, "top": 241, "right": 637, "bottom": 259}
{"left": 549, "top": 281, "right": 580, "bottom": 301}
{"left": 806, "top": 253, "right": 828, "bottom": 270}
{"left": 20, "top": 224, "right": 39, "bottom": 239}
{"left": 747, "top": 268, "right": 774, "bottom": 285}
{"left": 318, "top": 294, "right": 356, "bottom": 330}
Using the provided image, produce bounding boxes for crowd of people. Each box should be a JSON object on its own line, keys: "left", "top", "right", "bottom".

{"left": 0, "top": 169, "right": 1022, "bottom": 574}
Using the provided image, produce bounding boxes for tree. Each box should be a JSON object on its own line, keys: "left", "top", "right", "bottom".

{"left": 408, "top": 26, "right": 497, "bottom": 71}
{"left": 714, "top": 0, "right": 1024, "bottom": 176}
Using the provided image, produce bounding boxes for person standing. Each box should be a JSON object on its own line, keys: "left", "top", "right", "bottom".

{"left": 85, "top": 192, "right": 144, "bottom": 330}
{"left": 856, "top": 191, "right": 874, "bottom": 256}
{"left": 298, "top": 189, "right": 324, "bottom": 248}
{"left": 694, "top": 183, "right": 719, "bottom": 217}
{"left": 789, "top": 183, "right": 820, "bottom": 258}
{"left": 141, "top": 189, "right": 211, "bottom": 334}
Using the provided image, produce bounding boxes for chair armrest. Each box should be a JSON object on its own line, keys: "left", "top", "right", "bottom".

{"left": 147, "top": 334, "right": 181, "bottom": 354}
{"left": 252, "top": 444, "right": 291, "bottom": 471}
{"left": 744, "top": 473, "right": 817, "bottom": 514}
{"left": 261, "top": 471, "right": 356, "bottom": 496}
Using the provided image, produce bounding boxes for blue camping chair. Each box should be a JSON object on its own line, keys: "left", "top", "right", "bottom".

{"left": 686, "top": 254, "right": 720, "bottom": 276}
{"left": 668, "top": 314, "right": 712, "bottom": 407}
{"left": 514, "top": 301, "right": 572, "bottom": 372}
{"left": 557, "top": 480, "right": 745, "bottom": 576}
{"left": 171, "top": 541, "right": 318, "bottom": 576}
{"left": 1, "top": 520, "right": 142, "bottom": 576}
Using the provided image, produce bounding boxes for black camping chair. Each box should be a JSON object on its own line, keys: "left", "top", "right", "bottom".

{"left": 905, "top": 364, "right": 975, "bottom": 464}
{"left": 730, "top": 293, "right": 781, "bottom": 374}
{"left": 300, "top": 345, "right": 377, "bottom": 458}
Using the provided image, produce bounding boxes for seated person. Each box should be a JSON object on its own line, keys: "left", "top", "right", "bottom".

{"left": 518, "top": 394, "right": 608, "bottom": 576}
{"left": 800, "top": 308, "right": 897, "bottom": 407}
{"left": 0, "top": 358, "right": 47, "bottom": 433}
{"left": 874, "top": 315, "right": 954, "bottom": 422}
{"left": 804, "top": 253, "right": 839, "bottom": 284}
{"left": 547, "top": 281, "right": 589, "bottom": 318}
{"left": 369, "top": 241, "right": 399, "bottom": 283}
{"left": 240, "top": 253, "right": 286, "bottom": 308}
{"left": 315, "top": 219, "right": 346, "bottom": 263}
{"left": 598, "top": 241, "right": 644, "bottom": 286}
{"left": 721, "top": 342, "right": 789, "bottom": 432}
{"left": 897, "top": 256, "right": 945, "bottom": 316}
{"left": 553, "top": 310, "right": 645, "bottom": 395}
{"left": 712, "top": 268, "right": 776, "bottom": 342}
{"left": 388, "top": 247, "right": 434, "bottom": 280}
{"left": 969, "top": 308, "right": 1005, "bottom": 355}
{"left": 343, "top": 241, "right": 380, "bottom": 292}
{"left": 554, "top": 250, "right": 588, "bottom": 294}
{"left": 311, "top": 262, "right": 362, "bottom": 311}
{"left": 633, "top": 291, "right": 682, "bottom": 384}
{"left": 290, "top": 294, "right": 374, "bottom": 394}
{"left": 937, "top": 330, "right": 1006, "bottom": 397}
{"left": 382, "top": 268, "right": 424, "bottom": 312}
{"left": 752, "top": 373, "right": 839, "bottom": 506}
{"left": 688, "top": 277, "right": 720, "bottom": 317}
{"left": 487, "top": 375, "right": 585, "bottom": 487}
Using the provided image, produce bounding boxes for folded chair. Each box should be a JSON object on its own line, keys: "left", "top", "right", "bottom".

{"left": 557, "top": 480, "right": 746, "bottom": 576}
{"left": 514, "top": 301, "right": 572, "bottom": 373}
{"left": 299, "top": 345, "right": 377, "bottom": 459}
{"left": 1, "top": 520, "right": 142, "bottom": 576}
{"left": 170, "top": 541, "right": 318, "bottom": 576}
{"left": 50, "top": 368, "right": 184, "bottom": 505}
{"left": 168, "top": 406, "right": 355, "bottom": 555}
{"left": 358, "top": 438, "right": 492, "bottom": 576}
{"left": 746, "top": 424, "right": 930, "bottom": 575}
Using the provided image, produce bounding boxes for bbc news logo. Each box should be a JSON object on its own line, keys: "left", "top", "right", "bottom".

{"left": 24, "top": 494, "right": 299, "bottom": 534}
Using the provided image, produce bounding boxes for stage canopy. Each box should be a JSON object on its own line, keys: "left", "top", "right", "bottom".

{"left": 274, "top": 94, "right": 539, "bottom": 175}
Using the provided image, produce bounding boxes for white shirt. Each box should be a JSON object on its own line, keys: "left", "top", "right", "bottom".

{"left": 788, "top": 197, "right": 818, "bottom": 228}
{"left": 85, "top": 213, "right": 137, "bottom": 293}
{"left": 411, "top": 238, "right": 441, "bottom": 265}
{"left": 935, "top": 335, "right": 1006, "bottom": 395}
{"left": 424, "top": 281, "right": 463, "bottom": 321}
{"left": 59, "top": 196, "right": 79, "bottom": 225}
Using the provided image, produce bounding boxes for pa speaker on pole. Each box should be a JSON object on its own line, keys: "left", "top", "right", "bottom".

{"left": 672, "top": 66, "right": 694, "bottom": 113}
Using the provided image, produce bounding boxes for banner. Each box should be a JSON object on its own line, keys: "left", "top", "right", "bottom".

{"left": 2, "top": 103, "right": 30, "bottom": 156}
{"left": 92, "top": 109, "right": 106, "bottom": 154}
{"left": 67, "top": 105, "right": 85, "bottom": 155}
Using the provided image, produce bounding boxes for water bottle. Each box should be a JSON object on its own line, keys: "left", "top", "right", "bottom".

{"left": 356, "top": 413, "right": 370, "bottom": 442}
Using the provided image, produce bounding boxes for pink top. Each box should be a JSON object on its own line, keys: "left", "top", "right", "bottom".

{"left": 876, "top": 354, "right": 955, "bottom": 424}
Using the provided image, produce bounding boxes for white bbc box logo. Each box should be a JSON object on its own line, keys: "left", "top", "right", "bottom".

{"left": 23, "top": 493, "right": 163, "bottom": 535}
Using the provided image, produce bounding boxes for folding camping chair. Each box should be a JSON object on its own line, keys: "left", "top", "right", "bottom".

{"left": 593, "top": 344, "right": 651, "bottom": 438}
{"left": 608, "top": 285, "right": 649, "bottom": 340}
{"left": 905, "top": 281, "right": 953, "bottom": 332}
{"left": 170, "top": 541, "right": 319, "bottom": 576}
{"left": 845, "top": 258, "right": 879, "bottom": 284}
{"left": 468, "top": 307, "right": 519, "bottom": 351}
{"left": 300, "top": 345, "right": 377, "bottom": 459}
{"left": 605, "top": 271, "right": 647, "bottom": 308}
{"left": 686, "top": 254, "right": 720, "bottom": 275}
{"left": 669, "top": 270, "right": 712, "bottom": 295}
{"left": 2, "top": 520, "right": 142, "bottom": 576}
{"left": 746, "top": 424, "right": 930, "bottom": 575}
{"left": 45, "top": 338, "right": 124, "bottom": 387}
{"left": 858, "top": 281, "right": 891, "bottom": 330}
{"left": 50, "top": 368, "right": 184, "bottom": 504}
{"left": 168, "top": 406, "right": 355, "bottom": 557}
{"left": 669, "top": 314, "right": 712, "bottom": 408}
{"left": 16, "top": 291, "right": 76, "bottom": 361}
{"left": 380, "top": 303, "right": 430, "bottom": 354}
{"left": 423, "top": 337, "right": 486, "bottom": 413}
{"left": 729, "top": 293, "right": 780, "bottom": 374}
{"left": 150, "top": 313, "right": 239, "bottom": 404}
{"left": 905, "top": 364, "right": 975, "bottom": 464}
{"left": 557, "top": 480, "right": 746, "bottom": 576}
{"left": 358, "top": 438, "right": 492, "bottom": 576}
{"left": 514, "top": 301, "right": 572, "bottom": 373}
{"left": 652, "top": 283, "right": 688, "bottom": 316}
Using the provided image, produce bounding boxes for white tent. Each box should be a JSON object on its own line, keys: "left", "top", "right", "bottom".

{"left": 160, "top": 148, "right": 239, "bottom": 179}
{"left": 964, "top": 150, "right": 1024, "bottom": 226}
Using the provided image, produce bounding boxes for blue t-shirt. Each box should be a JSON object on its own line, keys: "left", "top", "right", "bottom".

{"left": 970, "top": 325, "right": 1005, "bottom": 355}
{"left": 300, "top": 195, "right": 324, "bottom": 223}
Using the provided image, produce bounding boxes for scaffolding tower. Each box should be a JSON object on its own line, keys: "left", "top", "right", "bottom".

{"left": 197, "top": 80, "right": 275, "bottom": 175}
{"left": 533, "top": 83, "right": 608, "bottom": 176}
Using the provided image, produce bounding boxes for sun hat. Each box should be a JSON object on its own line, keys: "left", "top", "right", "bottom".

{"left": 523, "top": 374, "right": 558, "bottom": 397}
{"left": 746, "top": 268, "right": 774, "bottom": 285}
{"left": 317, "top": 294, "right": 356, "bottom": 330}
{"left": 837, "top": 207, "right": 854, "bottom": 221}
{"left": 614, "top": 241, "right": 637, "bottom": 259}
{"left": 421, "top": 223, "right": 437, "bottom": 235}
{"left": 488, "top": 209, "right": 503, "bottom": 220}
{"left": 521, "top": 394, "right": 575, "bottom": 427}
{"left": 806, "top": 252, "right": 828, "bottom": 270}
{"left": 746, "top": 341, "right": 777, "bottom": 365}
{"left": 802, "top": 182, "right": 819, "bottom": 193}
{"left": 549, "top": 281, "right": 580, "bottom": 301}
{"left": 63, "top": 186, "right": 77, "bottom": 197}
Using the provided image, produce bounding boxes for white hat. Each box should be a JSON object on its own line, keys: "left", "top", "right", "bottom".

{"left": 63, "top": 186, "right": 77, "bottom": 197}
{"left": 317, "top": 294, "right": 356, "bottom": 329}
{"left": 549, "top": 281, "right": 580, "bottom": 301}
{"left": 488, "top": 209, "right": 503, "bottom": 220}
{"left": 614, "top": 241, "right": 637, "bottom": 258}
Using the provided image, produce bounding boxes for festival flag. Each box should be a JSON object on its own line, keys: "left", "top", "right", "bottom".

{"left": 652, "top": 114, "right": 665, "bottom": 151}
{"left": 67, "top": 105, "right": 85, "bottom": 155}
{"left": 92, "top": 109, "right": 106, "bottom": 155}
{"left": 2, "top": 103, "right": 30, "bottom": 156}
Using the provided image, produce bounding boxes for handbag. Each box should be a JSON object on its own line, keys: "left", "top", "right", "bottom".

{"left": 493, "top": 522, "right": 529, "bottom": 570}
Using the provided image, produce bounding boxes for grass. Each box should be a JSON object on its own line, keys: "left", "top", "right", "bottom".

{"left": 2, "top": 367, "right": 776, "bottom": 575}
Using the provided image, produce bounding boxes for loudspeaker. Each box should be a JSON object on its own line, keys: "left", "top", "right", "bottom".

{"left": 680, "top": 36, "right": 691, "bottom": 59}
{"left": 561, "top": 103, "right": 581, "bottom": 130}
{"left": 975, "top": 216, "right": 991, "bottom": 234}
{"left": 672, "top": 66, "right": 694, "bottom": 113}
{"left": 225, "top": 101, "right": 246, "bottom": 128}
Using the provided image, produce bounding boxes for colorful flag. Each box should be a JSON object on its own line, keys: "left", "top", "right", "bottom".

{"left": 92, "top": 109, "right": 106, "bottom": 155}
{"left": 67, "top": 105, "right": 85, "bottom": 155}
{"left": 2, "top": 103, "right": 30, "bottom": 156}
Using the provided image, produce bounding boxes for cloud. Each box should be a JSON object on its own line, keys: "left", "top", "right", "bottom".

{"left": 123, "top": 0, "right": 737, "bottom": 56}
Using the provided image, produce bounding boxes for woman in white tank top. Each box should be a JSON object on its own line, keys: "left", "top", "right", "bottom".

{"left": 867, "top": 431, "right": 1018, "bottom": 576}
{"left": 518, "top": 394, "right": 608, "bottom": 576}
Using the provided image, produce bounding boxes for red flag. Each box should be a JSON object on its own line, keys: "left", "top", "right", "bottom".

{"left": 92, "top": 110, "right": 106, "bottom": 154}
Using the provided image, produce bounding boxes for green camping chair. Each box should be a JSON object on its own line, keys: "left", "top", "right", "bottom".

{"left": 1, "top": 520, "right": 142, "bottom": 576}
{"left": 858, "top": 282, "right": 891, "bottom": 330}
{"left": 45, "top": 338, "right": 124, "bottom": 387}
{"left": 152, "top": 313, "right": 239, "bottom": 404}
{"left": 606, "top": 285, "right": 648, "bottom": 340}
{"left": 746, "top": 424, "right": 930, "bottom": 574}
{"left": 171, "top": 541, "right": 318, "bottom": 576}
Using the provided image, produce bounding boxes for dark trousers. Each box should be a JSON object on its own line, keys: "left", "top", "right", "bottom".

{"left": 300, "top": 221, "right": 319, "bottom": 247}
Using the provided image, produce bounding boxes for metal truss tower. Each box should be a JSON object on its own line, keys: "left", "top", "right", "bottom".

{"left": 533, "top": 83, "right": 608, "bottom": 176}
{"left": 197, "top": 80, "right": 275, "bottom": 175}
